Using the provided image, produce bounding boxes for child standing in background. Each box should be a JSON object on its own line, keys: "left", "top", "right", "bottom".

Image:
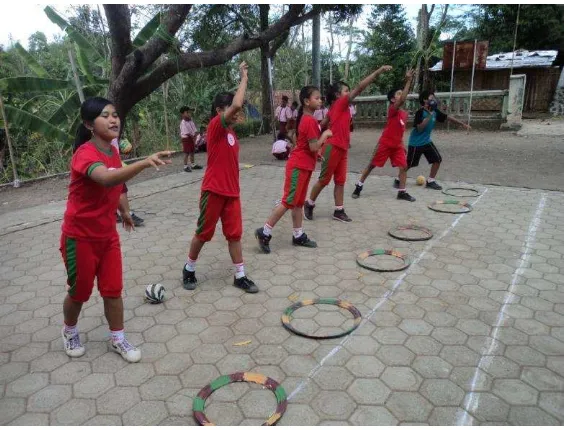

{"left": 180, "top": 106, "right": 202, "bottom": 172}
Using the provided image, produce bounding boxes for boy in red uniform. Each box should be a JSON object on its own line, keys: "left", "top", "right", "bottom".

{"left": 352, "top": 69, "right": 416, "bottom": 201}
{"left": 255, "top": 86, "right": 333, "bottom": 253}
{"left": 183, "top": 62, "right": 258, "bottom": 293}
{"left": 303, "top": 65, "right": 392, "bottom": 222}
{"left": 61, "top": 97, "right": 171, "bottom": 362}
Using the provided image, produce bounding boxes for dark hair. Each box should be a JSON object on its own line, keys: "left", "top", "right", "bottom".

{"left": 73, "top": 97, "right": 114, "bottom": 153}
{"left": 281, "top": 95, "right": 289, "bottom": 102}
{"left": 210, "top": 91, "right": 234, "bottom": 120}
{"left": 180, "top": 106, "right": 190, "bottom": 114}
{"left": 291, "top": 101, "right": 298, "bottom": 108}
{"left": 276, "top": 132, "right": 287, "bottom": 141}
{"left": 295, "top": 85, "right": 319, "bottom": 138}
{"left": 387, "top": 88, "right": 401, "bottom": 104}
{"left": 326, "top": 81, "right": 349, "bottom": 106}
{"left": 419, "top": 90, "right": 434, "bottom": 105}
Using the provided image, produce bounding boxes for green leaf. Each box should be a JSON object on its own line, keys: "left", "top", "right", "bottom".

{"left": 49, "top": 86, "right": 102, "bottom": 126}
{"left": 68, "top": 112, "right": 83, "bottom": 137}
{"left": 13, "top": 43, "right": 49, "bottom": 78}
{"left": 0, "top": 77, "right": 74, "bottom": 93}
{"left": 133, "top": 12, "right": 162, "bottom": 48}
{"left": 43, "top": 5, "right": 69, "bottom": 29}
{"left": 3, "top": 104, "right": 73, "bottom": 143}
{"left": 74, "top": 43, "right": 95, "bottom": 84}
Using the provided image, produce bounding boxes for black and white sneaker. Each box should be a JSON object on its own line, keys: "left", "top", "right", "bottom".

{"left": 397, "top": 191, "right": 416, "bottom": 202}
{"left": 426, "top": 180, "right": 442, "bottom": 190}
{"left": 233, "top": 276, "right": 259, "bottom": 294}
{"left": 352, "top": 184, "right": 363, "bottom": 199}
{"left": 303, "top": 201, "right": 315, "bottom": 221}
{"left": 191, "top": 164, "right": 203, "bottom": 170}
{"left": 184, "top": 165, "right": 192, "bottom": 173}
{"left": 182, "top": 266, "right": 197, "bottom": 290}
{"left": 62, "top": 328, "right": 85, "bottom": 358}
{"left": 292, "top": 233, "right": 317, "bottom": 248}
{"left": 393, "top": 178, "right": 400, "bottom": 189}
{"left": 255, "top": 228, "right": 272, "bottom": 254}
{"left": 333, "top": 209, "right": 352, "bottom": 223}
{"left": 130, "top": 212, "right": 144, "bottom": 226}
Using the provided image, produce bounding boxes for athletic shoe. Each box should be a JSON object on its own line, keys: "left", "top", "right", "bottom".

{"left": 184, "top": 165, "right": 192, "bottom": 172}
{"left": 62, "top": 328, "right": 86, "bottom": 358}
{"left": 110, "top": 338, "right": 141, "bottom": 363}
{"left": 130, "top": 212, "right": 144, "bottom": 227}
{"left": 233, "top": 276, "right": 259, "bottom": 294}
{"left": 292, "top": 233, "right": 317, "bottom": 248}
{"left": 303, "top": 201, "right": 315, "bottom": 220}
{"left": 255, "top": 228, "right": 272, "bottom": 254}
{"left": 191, "top": 164, "right": 203, "bottom": 170}
{"left": 397, "top": 191, "right": 416, "bottom": 202}
{"left": 393, "top": 178, "right": 400, "bottom": 189}
{"left": 116, "top": 213, "right": 122, "bottom": 223}
{"left": 426, "top": 180, "right": 442, "bottom": 190}
{"left": 333, "top": 209, "right": 352, "bottom": 223}
{"left": 182, "top": 266, "right": 197, "bottom": 290}
{"left": 352, "top": 184, "right": 363, "bottom": 199}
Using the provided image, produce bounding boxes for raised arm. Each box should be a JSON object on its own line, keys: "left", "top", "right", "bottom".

{"left": 349, "top": 65, "right": 393, "bottom": 102}
{"left": 394, "top": 69, "right": 415, "bottom": 110}
{"left": 223, "top": 62, "right": 249, "bottom": 124}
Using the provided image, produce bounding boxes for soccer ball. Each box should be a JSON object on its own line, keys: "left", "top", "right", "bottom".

{"left": 145, "top": 284, "right": 165, "bottom": 304}
{"left": 416, "top": 175, "right": 426, "bottom": 186}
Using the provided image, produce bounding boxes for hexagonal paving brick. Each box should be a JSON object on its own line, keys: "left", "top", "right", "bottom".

{"left": 27, "top": 385, "right": 72, "bottom": 413}
{"left": 204, "top": 401, "right": 244, "bottom": 426}
{"left": 280, "top": 355, "right": 318, "bottom": 377}
{"left": 154, "top": 353, "right": 193, "bottom": 375}
{"left": 440, "top": 345, "right": 480, "bottom": 367}
{"left": 312, "top": 391, "right": 356, "bottom": 419}
{"left": 539, "top": 392, "right": 563, "bottom": 420}
{"left": 398, "top": 319, "right": 433, "bottom": 336}
{"left": 143, "top": 324, "right": 178, "bottom": 343}
{"left": 123, "top": 400, "right": 168, "bottom": 426}
{"left": 0, "top": 398, "right": 26, "bottom": 425}
{"left": 529, "top": 335, "right": 563, "bottom": 356}
{"left": 30, "top": 351, "right": 69, "bottom": 372}
{"left": 190, "top": 344, "right": 227, "bottom": 364}
{"left": 508, "top": 406, "right": 560, "bottom": 426}
{"left": 405, "top": 336, "right": 443, "bottom": 355}
{"left": 313, "top": 366, "right": 354, "bottom": 391}
{"left": 207, "top": 311, "right": 239, "bottom": 326}
{"left": 6, "top": 372, "right": 49, "bottom": 397}
{"left": 255, "top": 326, "right": 291, "bottom": 345}
{"left": 492, "top": 379, "right": 539, "bottom": 406}
{"left": 462, "top": 392, "right": 510, "bottom": 422}
{"left": 278, "top": 404, "right": 320, "bottom": 426}
{"left": 238, "top": 387, "right": 278, "bottom": 419}
{"left": 199, "top": 326, "right": 233, "bottom": 344}
{"left": 478, "top": 355, "right": 520, "bottom": 378}
{"left": 521, "top": 367, "right": 563, "bottom": 391}
{"left": 8, "top": 412, "right": 49, "bottom": 426}
{"left": 420, "top": 379, "right": 465, "bottom": 406}
{"left": 350, "top": 405, "right": 399, "bottom": 426}
{"left": 385, "top": 392, "right": 433, "bottom": 422}
{"left": 116, "top": 362, "right": 155, "bottom": 385}
{"left": 140, "top": 375, "right": 182, "bottom": 400}
{"left": 345, "top": 356, "right": 385, "bottom": 378}
{"left": 372, "top": 327, "right": 408, "bottom": 345}
{"left": 381, "top": 367, "right": 423, "bottom": 391}
{"left": 251, "top": 345, "right": 286, "bottom": 365}
{"left": 73, "top": 373, "right": 115, "bottom": 398}
{"left": 347, "top": 378, "right": 391, "bottom": 405}
{"left": 51, "top": 398, "right": 96, "bottom": 426}
{"left": 96, "top": 386, "right": 141, "bottom": 416}
{"left": 376, "top": 345, "right": 415, "bottom": 366}
{"left": 50, "top": 361, "right": 91, "bottom": 384}
{"left": 180, "top": 364, "right": 220, "bottom": 388}
{"left": 505, "top": 345, "right": 546, "bottom": 366}
{"left": 175, "top": 317, "right": 209, "bottom": 334}
{"left": 412, "top": 356, "right": 453, "bottom": 379}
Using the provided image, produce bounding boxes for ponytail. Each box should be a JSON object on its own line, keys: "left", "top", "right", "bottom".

{"left": 295, "top": 106, "right": 304, "bottom": 138}
{"left": 73, "top": 96, "right": 114, "bottom": 153}
{"left": 296, "top": 85, "right": 319, "bottom": 139}
{"left": 73, "top": 124, "right": 92, "bottom": 153}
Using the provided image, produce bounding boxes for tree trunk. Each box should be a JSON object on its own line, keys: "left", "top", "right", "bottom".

{"left": 259, "top": 5, "right": 272, "bottom": 135}
{"left": 312, "top": 14, "right": 321, "bottom": 88}
{"left": 412, "top": 5, "right": 429, "bottom": 93}
{"left": 327, "top": 15, "right": 334, "bottom": 85}
{"left": 343, "top": 15, "right": 355, "bottom": 81}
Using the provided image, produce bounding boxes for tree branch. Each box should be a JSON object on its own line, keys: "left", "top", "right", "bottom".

{"left": 428, "top": 4, "right": 436, "bottom": 19}
{"left": 103, "top": 4, "right": 132, "bottom": 82}
{"left": 269, "top": 31, "right": 290, "bottom": 57}
{"left": 227, "top": 5, "right": 255, "bottom": 34}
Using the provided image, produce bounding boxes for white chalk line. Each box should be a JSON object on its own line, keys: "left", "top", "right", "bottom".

{"left": 457, "top": 192, "right": 547, "bottom": 426}
{"left": 287, "top": 188, "right": 490, "bottom": 400}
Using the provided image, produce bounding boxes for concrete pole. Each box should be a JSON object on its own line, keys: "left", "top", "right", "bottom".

{"left": 312, "top": 14, "right": 321, "bottom": 88}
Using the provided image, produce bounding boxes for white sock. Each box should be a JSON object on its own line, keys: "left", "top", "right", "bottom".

{"left": 185, "top": 257, "right": 196, "bottom": 272}
{"left": 307, "top": 199, "right": 315, "bottom": 206}
{"left": 357, "top": 181, "right": 363, "bottom": 187}
{"left": 263, "top": 223, "right": 273, "bottom": 236}
{"left": 335, "top": 205, "right": 344, "bottom": 211}
{"left": 293, "top": 227, "right": 304, "bottom": 238}
{"left": 427, "top": 177, "right": 436, "bottom": 183}
{"left": 111, "top": 329, "right": 124, "bottom": 344}
{"left": 399, "top": 188, "right": 407, "bottom": 192}
{"left": 64, "top": 323, "right": 78, "bottom": 335}
{"left": 234, "top": 262, "right": 245, "bottom": 279}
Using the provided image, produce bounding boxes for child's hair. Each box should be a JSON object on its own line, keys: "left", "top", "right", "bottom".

{"left": 295, "top": 85, "right": 319, "bottom": 138}
{"left": 180, "top": 106, "right": 190, "bottom": 114}
{"left": 281, "top": 95, "right": 289, "bottom": 103}
{"left": 419, "top": 90, "right": 434, "bottom": 105}
{"left": 387, "top": 88, "right": 401, "bottom": 104}
{"left": 73, "top": 97, "right": 114, "bottom": 153}
{"left": 291, "top": 101, "right": 298, "bottom": 109}
{"left": 326, "top": 81, "right": 350, "bottom": 105}
{"left": 210, "top": 92, "right": 234, "bottom": 119}
{"left": 200, "top": 125, "right": 205, "bottom": 131}
{"left": 276, "top": 132, "right": 287, "bottom": 141}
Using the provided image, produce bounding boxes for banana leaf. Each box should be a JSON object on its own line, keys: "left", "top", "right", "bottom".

{"left": 0, "top": 77, "right": 75, "bottom": 93}
{"left": 75, "top": 43, "right": 95, "bottom": 84}
{"left": 48, "top": 86, "right": 102, "bottom": 126}
{"left": 132, "top": 12, "right": 162, "bottom": 48}
{"left": 68, "top": 112, "right": 83, "bottom": 137}
{"left": 3, "top": 105, "right": 73, "bottom": 143}
{"left": 13, "top": 43, "right": 49, "bottom": 78}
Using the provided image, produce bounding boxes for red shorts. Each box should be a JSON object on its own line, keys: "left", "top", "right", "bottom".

{"left": 60, "top": 234, "right": 123, "bottom": 303}
{"left": 281, "top": 165, "right": 312, "bottom": 209}
{"left": 279, "top": 121, "right": 288, "bottom": 134}
{"left": 318, "top": 143, "right": 348, "bottom": 186}
{"left": 371, "top": 140, "right": 407, "bottom": 169}
{"left": 195, "top": 191, "right": 242, "bottom": 242}
{"left": 182, "top": 136, "right": 195, "bottom": 154}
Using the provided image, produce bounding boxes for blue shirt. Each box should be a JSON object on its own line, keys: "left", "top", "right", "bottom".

{"left": 409, "top": 108, "right": 447, "bottom": 147}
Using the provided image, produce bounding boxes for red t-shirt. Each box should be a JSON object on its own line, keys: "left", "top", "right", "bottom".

{"left": 62, "top": 142, "right": 123, "bottom": 240}
{"left": 287, "top": 114, "right": 321, "bottom": 171}
{"left": 326, "top": 95, "right": 351, "bottom": 150}
{"left": 380, "top": 104, "right": 408, "bottom": 147}
{"left": 201, "top": 114, "right": 240, "bottom": 197}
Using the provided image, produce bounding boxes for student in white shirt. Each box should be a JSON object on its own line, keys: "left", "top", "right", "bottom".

{"left": 272, "top": 132, "right": 292, "bottom": 160}
{"left": 180, "top": 106, "right": 202, "bottom": 172}
{"left": 275, "top": 96, "right": 292, "bottom": 134}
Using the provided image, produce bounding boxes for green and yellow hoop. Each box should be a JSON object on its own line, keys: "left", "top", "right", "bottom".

{"left": 356, "top": 249, "right": 411, "bottom": 272}
{"left": 428, "top": 200, "right": 473, "bottom": 214}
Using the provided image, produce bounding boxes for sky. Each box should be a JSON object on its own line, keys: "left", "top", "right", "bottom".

{"left": 0, "top": 4, "right": 425, "bottom": 50}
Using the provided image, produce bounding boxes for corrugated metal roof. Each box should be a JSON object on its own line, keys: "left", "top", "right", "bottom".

{"left": 431, "top": 49, "right": 558, "bottom": 71}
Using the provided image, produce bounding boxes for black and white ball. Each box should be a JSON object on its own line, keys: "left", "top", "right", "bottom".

{"left": 145, "top": 284, "right": 165, "bottom": 304}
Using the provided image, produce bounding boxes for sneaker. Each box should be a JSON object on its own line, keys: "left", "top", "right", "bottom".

{"left": 426, "top": 180, "right": 442, "bottom": 190}
{"left": 182, "top": 266, "right": 198, "bottom": 290}
{"left": 110, "top": 338, "right": 141, "bottom": 363}
{"left": 397, "top": 191, "right": 416, "bottom": 202}
{"left": 62, "top": 328, "right": 86, "bottom": 358}
{"left": 130, "top": 212, "right": 144, "bottom": 227}
{"left": 333, "top": 209, "right": 352, "bottom": 223}
{"left": 393, "top": 178, "right": 400, "bottom": 189}
{"left": 352, "top": 184, "right": 363, "bottom": 199}
{"left": 184, "top": 165, "right": 192, "bottom": 173}
{"left": 255, "top": 227, "right": 272, "bottom": 254}
{"left": 191, "top": 164, "right": 203, "bottom": 170}
{"left": 116, "top": 213, "right": 122, "bottom": 223}
{"left": 303, "top": 201, "right": 315, "bottom": 221}
{"left": 292, "top": 233, "right": 317, "bottom": 248}
{"left": 233, "top": 276, "right": 259, "bottom": 294}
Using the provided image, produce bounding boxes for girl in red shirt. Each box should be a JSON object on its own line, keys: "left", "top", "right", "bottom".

{"left": 255, "top": 86, "right": 332, "bottom": 254}
{"left": 183, "top": 62, "right": 259, "bottom": 294}
{"left": 61, "top": 97, "right": 171, "bottom": 362}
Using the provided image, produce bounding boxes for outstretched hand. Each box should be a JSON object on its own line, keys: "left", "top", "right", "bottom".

{"left": 378, "top": 65, "right": 393, "bottom": 74}
{"left": 145, "top": 151, "right": 173, "bottom": 171}
{"left": 239, "top": 61, "right": 248, "bottom": 79}
{"left": 405, "top": 69, "right": 415, "bottom": 80}
{"left": 122, "top": 213, "right": 135, "bottom": 232}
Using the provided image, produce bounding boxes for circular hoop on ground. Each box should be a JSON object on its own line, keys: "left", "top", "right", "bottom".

{"left": 193, "top": 372, "right": 287, "bottom": 426}
{"left": 388, "top": 224, "right": 433, "bottom": 242}
{"left": 356, "top": 249, "right": 411, "bottom": 272}
{"left": 428, "top": 200, "right": 472, "bottom": 214}
{"left": 442, "top": 187, "right": 480, "bottom": 198}
{"left": 281, "top": 298, "right": 362, "bottom": 339}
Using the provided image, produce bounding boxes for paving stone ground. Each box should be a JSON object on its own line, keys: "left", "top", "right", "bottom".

{"left": 0, "top": 163, "right": 563, "bottom": 425}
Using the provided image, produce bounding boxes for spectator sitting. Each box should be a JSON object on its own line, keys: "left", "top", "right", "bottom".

{"left": 195, "top": 126, "right": 207, "bottom": 153}
{"left": 272, "top": 132, "right": 292, "bottom": 160}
